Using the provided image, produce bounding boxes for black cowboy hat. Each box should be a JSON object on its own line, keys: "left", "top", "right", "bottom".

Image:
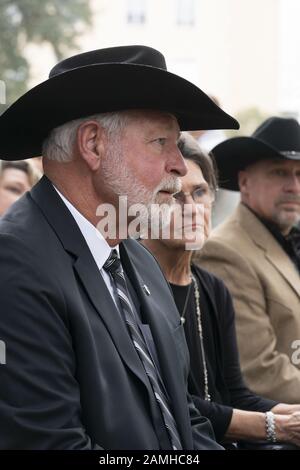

{"left": 211, "top": 116, "right": 300, "bottom": 191}
{"left": 0, "top": 45, "right": 239, "bottom": 161}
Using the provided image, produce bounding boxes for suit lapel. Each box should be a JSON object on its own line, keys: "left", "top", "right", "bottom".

{"left": 73, "top": 253, "right": 156, "bottom": 390}
{"left": 265, "top": 248, "right": 300, "bottom": 296}
{"left": 238, "top": 203, "right": 300, "bottom": 297}
{"left": 30, "top": 177, "right": 153, "bottom": 391}
{"left": 121, "top": 240, "right": 192, "bottom": 447}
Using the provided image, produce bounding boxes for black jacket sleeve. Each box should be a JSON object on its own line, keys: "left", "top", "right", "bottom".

{"left": 189, "top": 267, "right": 277, "bottom": 442}
{"left": 191, "top": 395, "right": 233, "bottom": 442}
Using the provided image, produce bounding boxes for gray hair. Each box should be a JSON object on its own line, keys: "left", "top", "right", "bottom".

{"left": 178, "top": 132, "right": 218, "bottom": 192}
{"left": 42, "top": 111, "right": 129, "bottom": 162}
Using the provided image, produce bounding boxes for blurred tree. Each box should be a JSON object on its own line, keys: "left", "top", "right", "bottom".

{"left": 0, "top": 0, "right": 92, "bottom": 110}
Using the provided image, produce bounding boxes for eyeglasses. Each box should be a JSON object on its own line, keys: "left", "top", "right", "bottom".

{"left": 173, "top": 186, "right": 215, "bottom": 207}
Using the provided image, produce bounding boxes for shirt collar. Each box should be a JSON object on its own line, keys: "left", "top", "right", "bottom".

{"left": 53, "top": 185, "right": 118, "bottom": 270}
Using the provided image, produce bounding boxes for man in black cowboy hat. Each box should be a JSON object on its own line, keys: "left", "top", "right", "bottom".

{"left": 197, "top": 116, "right": 300, "bottom": 404}
{"left": 0, "top": 45, "right": 238, "bottom": 450}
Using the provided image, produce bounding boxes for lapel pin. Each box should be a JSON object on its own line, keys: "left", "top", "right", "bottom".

{"left": 142, "top": 284, "right": 151, "bottom": 296}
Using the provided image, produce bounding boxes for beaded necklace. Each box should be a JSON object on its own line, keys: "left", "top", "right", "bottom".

{"left": 191, "top": 273, "right": 211, "bottom": 401}
{"left": 180, "top": 274, "right": 211, "bottom": 402}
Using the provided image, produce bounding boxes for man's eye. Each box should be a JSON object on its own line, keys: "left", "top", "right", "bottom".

{"left": 154, "top": 138, "right": 166, "bottom": 145}
{"left": 273, "top": 169, "right": 286, "bottom": 177}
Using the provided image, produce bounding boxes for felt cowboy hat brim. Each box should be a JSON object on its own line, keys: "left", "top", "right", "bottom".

{"left": 212, "top": 117, "right": 300, "bottom": 191}
{"left": 0, "top": 45, "right": 239, "bottom": 161}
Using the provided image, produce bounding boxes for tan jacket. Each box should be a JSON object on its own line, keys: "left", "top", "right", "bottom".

{"left": 196, "top": 203, "right": 300, "bottom": 403}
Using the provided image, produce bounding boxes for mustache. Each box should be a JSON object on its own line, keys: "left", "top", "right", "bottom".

{"left": 156, "top": 177, "right": 182, "bottom": 194}
{"left": 277, "top": 195, "right": 300, "bottom": 204}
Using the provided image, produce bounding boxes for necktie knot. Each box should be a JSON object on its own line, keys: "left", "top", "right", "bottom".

{"left": 103, "top": 249, "right": 122, "bottom": 275}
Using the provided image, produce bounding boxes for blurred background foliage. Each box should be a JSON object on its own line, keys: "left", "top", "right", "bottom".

{"left": 0, "top": 0, "right": 92, "bottom": 111}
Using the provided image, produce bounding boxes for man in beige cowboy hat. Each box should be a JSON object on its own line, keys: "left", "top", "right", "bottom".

{"left": 197, "top": 116, "right": 300, "bottom": 404}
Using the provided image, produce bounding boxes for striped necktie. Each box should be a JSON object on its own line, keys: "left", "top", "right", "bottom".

{"left": 103, "top": 249, "right": 182, "bottom": 450}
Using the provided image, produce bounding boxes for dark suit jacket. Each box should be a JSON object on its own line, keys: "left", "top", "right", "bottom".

{"left": 0, "top": 176, "right": 221, "bottom": 450}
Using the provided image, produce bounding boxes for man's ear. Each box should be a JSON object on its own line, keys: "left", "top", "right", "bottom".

{"left": 76, "top": 120, "right": 106, "bottom": 171}
{"left": 238, "top": 170, "right": 249, "bottom": 195}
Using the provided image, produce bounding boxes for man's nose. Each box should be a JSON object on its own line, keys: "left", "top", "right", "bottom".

{"left": 284, "top": 174, "right": 300, "bottom": 192}
{"left": 166, "top": 147, "right": 187, "bottom": 177}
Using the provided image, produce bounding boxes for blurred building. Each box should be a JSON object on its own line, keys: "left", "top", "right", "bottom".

{"left": 25, "top": 0, "right": 300, "bottom": 225}
{"left": 27, "top": 0, "right": 300, "bottom": 120}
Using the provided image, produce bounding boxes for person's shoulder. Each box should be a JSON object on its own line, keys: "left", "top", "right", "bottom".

{"left": 195, "top": 232, "right": 242, "bottom": 269}
{"left": 0, "top": 191, "right": 55, "bottom": 267}
{"left": 210, "top": 220, "right": 243, "bottom": 246}
{"left": 0, "top": 193, "right": 34, "bottom": 240}
{"left": 200, "top": 212, "right": 254, "bottom": 263}
{"left": 0, "top": 191, "right": 40, "bottom": 235}
{"left": 0, "top": 223, "right": 51, "bottom": 293}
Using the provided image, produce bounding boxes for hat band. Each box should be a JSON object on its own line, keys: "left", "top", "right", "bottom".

{"left": 281, "top": 151, "right": 300, "bottom": 159}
